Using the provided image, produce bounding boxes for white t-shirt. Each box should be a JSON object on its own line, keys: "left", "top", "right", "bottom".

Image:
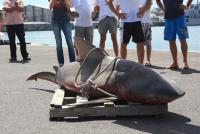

{"left": 140, "top": 0, "right": 151, "bottom": 24}
{"left": 72, "top": 0, "right": 95, "bottom": 27}
{"left": 117, "top": 0, "right": 141, "bottom": 22}
{"left": 95, "top": 0, "right": 118, "bottom": 21}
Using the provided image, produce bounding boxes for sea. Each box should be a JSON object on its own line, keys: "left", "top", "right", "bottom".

{"left": 4, "top": 26, "right": 200, "bottom": 52}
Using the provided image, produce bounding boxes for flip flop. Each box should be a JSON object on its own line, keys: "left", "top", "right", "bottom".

{"left": 145, "top": 63, "right": 152, "bottom": 67}
{"left": 183, "top": 66, "right": 189, "bottom": 70}
{"left": 166, "top": 65, "right": 179, "bottom": 69}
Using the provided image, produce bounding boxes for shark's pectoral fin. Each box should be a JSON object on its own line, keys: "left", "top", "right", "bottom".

{"left": 27, "top": 72, "right": 57, "bottom": 84}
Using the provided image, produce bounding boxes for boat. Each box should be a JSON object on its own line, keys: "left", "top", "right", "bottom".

{"left": 185, "top": 3, "right": 200, "bottom": 26}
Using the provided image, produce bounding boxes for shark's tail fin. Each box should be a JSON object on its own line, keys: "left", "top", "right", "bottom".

{"left": 26, "top": 72, "right": 57, "bottom": 84}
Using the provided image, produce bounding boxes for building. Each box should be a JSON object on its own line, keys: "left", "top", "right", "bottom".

{"left": 24, "top": 5, "right": 52, "bottom": 22}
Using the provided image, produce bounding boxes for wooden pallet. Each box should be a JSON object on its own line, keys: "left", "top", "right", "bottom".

{"left": 49, "top": 88, "right": 168, "bottom": 121}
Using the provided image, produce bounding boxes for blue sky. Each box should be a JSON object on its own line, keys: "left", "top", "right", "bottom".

{"left": 0, "top": 0, "right": 198, "bottom": 9}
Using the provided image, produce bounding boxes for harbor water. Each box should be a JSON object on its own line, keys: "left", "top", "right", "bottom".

{"left": 3, "top": 26, "right": 200, "bottom": 52}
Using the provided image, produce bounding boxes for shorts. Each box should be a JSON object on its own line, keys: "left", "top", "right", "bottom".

{"left": 98, "top": 16, "right": 118, "bottom": 34}
{"left": 142, "top": 23, "right": 152, "bottom": 46}
{"left": 121, "top": 21, "right": 145, "bottom": 44}
{"left": 164, "top": 15, "right": 189, "bottom": 41}
{"left": 75, "top": 26, "right": 93, "bottom": 43}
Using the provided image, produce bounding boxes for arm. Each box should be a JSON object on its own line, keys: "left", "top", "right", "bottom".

{"left": 186, "top": 0, "right": 193, "bottom": 8}
{"left": 156, "top": 0, "right": 165, "bottom": 11}
{"left": 107, "top": 0, "right": 126, "bottom": 19}
{"left": 143, "top": 0, "right": 152, "bottom": 11}
{"left": 179, "top": 0, "right": 193, "bottom": 10}
{"left": 139, "top": 0, "right": 152, "bottom": 17}
{"left": 15, "top": 1, "right": 24, "bottom": 12}
{"left": 64, "top": 0, "right": 71, "bottom": 11}
{"left": 92, "top": 5, "right": 99, "bottom": 19}
{"left": 3, "top": 2, "right": 24, "bottom": 12}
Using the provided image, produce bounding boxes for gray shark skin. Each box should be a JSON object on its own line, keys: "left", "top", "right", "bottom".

{"left": 27, "top": 37, "right": 185, "bottom": 104}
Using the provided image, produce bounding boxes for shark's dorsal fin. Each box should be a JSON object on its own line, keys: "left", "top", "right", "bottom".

{"left": 74, "top": 37, "right": 96, "bottom": 61}
{"left": 53, "top": 66, "right": 59, "bottom": 73}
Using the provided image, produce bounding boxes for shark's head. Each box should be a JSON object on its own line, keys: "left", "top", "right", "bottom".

{"left": 74, "top": 37, "right": 96, "bottom": 61}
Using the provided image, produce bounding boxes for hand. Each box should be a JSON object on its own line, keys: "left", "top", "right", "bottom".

{"left": 179, "top": 4, "right": 188, "bottom": 10}
{"left": 15, "top": 2, "right": 19, "bottom": 7}
{"left": 71, "top": 11, "right": 79, "bottom": 18}
{"left": 92, "top": 12, "right": 96, "bottom": 19}
{"left": 118, "top": 13, "right": 127, "bottom": 20}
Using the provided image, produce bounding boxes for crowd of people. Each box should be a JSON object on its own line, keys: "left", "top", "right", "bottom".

{"left": 2, "top": 0, "right": 193, "bottom": 69}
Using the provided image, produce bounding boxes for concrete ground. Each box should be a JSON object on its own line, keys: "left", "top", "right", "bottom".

{"left": 0, "top": 45, "right": 200, "bottom": 134}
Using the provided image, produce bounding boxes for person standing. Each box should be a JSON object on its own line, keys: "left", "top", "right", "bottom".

{"left": 156, "top": 0, "right": 193, "bottom": 69}
{"left": 71, "top": 0, "right": 95, "bottom": 44}
{"left": 93, "top": 0, "right": 119, "bottom": 57}
{"left": 108, "top": 0, "right": 146, "bottom": 64}
{"left": 140, "top": 0, "right": 152, "bottom": 66}
{"left": 49, "top": 0, "right": 76, "bottom": 66}
{"left": 3, "top": 0, "right": 31, "bottom": 62}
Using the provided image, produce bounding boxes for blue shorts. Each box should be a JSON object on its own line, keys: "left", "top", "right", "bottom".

{"left": 164, "top": 15, "right": 189, "bottom": 41}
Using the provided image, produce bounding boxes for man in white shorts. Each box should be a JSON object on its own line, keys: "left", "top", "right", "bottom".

{"left": 108, "top": 0, "right": 148, "bottom": 64}
{"left": 93, "top": 0, "right": 119, "bottom": 57}
{"left": 71, "top": 0, "right": 95, "bottom": 44}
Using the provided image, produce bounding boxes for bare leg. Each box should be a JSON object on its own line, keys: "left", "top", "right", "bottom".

{"left": 137, "top": 42, "right": 144, "bottom": 64}
{"left": 180, "top": 39, "right": 189, "bottom": 68}
{"left": 121, "top": 43, "right": 127, "bottom": 59}
{"left": 168, "top": 40, "right": 179, "bottom": 68}
{"left": 111, "top": 33, "right": 119, "bottom": 57}
{"left": 100, "top": 33, "right": 106, "bottom": 49}
{"left": 146, "top": 45, "right": 151, "bottom": 64}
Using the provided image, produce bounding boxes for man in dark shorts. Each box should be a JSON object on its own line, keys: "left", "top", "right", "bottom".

{"left": 108, "top": 0, "right": 145, "bottom": 64}
{"left": 156, "top": 0, "right": 193, "bottom": 69}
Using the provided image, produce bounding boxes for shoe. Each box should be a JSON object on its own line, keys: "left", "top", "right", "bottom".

{"left": 23, "top": 57, "right": 31, "bottom": 61}
{"left": 9, "top": 58, "right": 17, "bottom": 63}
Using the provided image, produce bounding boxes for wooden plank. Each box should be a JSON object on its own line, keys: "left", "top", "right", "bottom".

{"left": 76, "top": 95, "right": 88, "bottom": 104}
{"left": 139, "top": 104, "right": 168, "bottom": 115}
{"left": 104, "top": 102, "right": 115, "bottom": 107}
{"left": 50, "top": 88, "right": 65, "bottom": 108}
{"left": 49, "top": 104, "right": 168, "bottom": 118}
{"left": 63, "top": 97, "right": 76, "bottom": 105}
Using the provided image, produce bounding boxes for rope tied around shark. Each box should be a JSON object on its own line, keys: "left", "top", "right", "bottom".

{"left": 74, "top": 48, "right": 119, "bottom": 98}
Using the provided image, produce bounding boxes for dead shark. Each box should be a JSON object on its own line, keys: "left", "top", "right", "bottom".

{"left": 27, "top": 37, "right": 185, "bottom": 104}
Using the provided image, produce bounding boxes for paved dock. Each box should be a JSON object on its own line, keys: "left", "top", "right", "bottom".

{"left": 0, "top": 45, "right": 200, "bottom": 134}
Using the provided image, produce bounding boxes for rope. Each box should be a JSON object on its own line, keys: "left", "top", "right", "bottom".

{"left": 74, "top": 48, "right": 119, "bottom": 98}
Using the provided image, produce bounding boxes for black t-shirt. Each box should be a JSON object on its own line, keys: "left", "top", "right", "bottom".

{"left": 52, "top": 0, "right": 70, "bottom": 21}
{"left": 163, "top": 0, "right": 184, "bottom": 19}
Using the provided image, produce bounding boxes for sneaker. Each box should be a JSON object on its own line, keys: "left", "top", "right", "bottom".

{"left": 9, "top": 58, "right": 17, "bottom": 63}
{"left": 23, "top": 57, "right": 31, "bottom": 61}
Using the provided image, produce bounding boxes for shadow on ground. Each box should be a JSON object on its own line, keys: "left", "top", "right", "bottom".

{"left": 168, "top": 68, "right": 200, "bottom": 74}
{"left": 148, "top": 65, "right": 200, "bottom": 74}
{"left": 61, "top": 112, "right": 199, "bottom": 134}
{"left": 113, "top": 112, "right": 199, "bottom": 134}
{"left": 29, "top": 88, "right": 55, "bottom": 93}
